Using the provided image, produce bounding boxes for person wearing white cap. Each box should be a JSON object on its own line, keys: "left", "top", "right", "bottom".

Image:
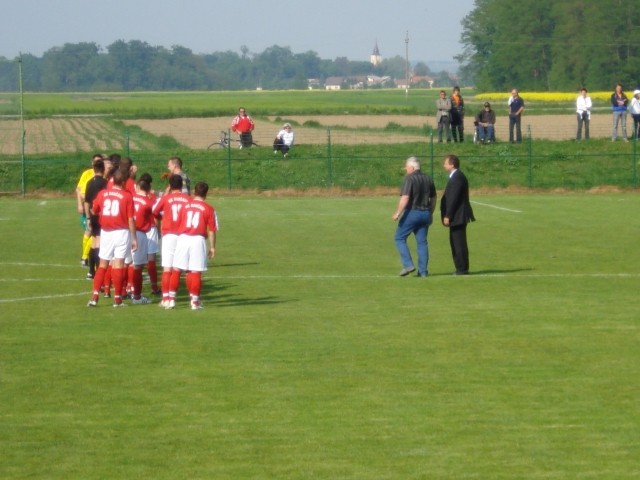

{"left": 576, "top": 87, "right": 592, "bottom": 141}
{"left": 273, "top": 123, "right": 295, "bottom": 158}
{"left": 629, "top": 89, "right": 640, "bottom": 140}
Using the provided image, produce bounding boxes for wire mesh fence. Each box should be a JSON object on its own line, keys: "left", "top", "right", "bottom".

{"left": 1, "top": 115, "right": 640, "bottom": 194}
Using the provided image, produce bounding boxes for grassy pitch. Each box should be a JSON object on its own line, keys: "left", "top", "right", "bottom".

{"left": 1, "top": 194, "right": 639, "bottom": 479}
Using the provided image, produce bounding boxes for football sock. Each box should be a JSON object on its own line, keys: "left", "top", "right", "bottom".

{"left": 148, "top": 260, "right": 158, "bottom": 291}
{"left": 92, "top": 266, "right": 107, "bottom": 300}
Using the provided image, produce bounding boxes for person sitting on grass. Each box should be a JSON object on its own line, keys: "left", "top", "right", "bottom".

{"left": 273, "top": 123, "right": 295, "bottom": 158}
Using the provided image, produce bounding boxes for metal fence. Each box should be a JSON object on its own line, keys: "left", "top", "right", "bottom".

{"left": 1, "top": 118, "right": 640, "bottom": 194}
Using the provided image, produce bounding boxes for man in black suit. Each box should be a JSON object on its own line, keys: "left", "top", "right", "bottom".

{"left": 440, "top": 155, "right": 475, "bottom": 275}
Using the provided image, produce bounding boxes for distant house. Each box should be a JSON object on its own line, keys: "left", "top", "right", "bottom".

{"left": 325, "top": 77, "right": 344, "bottom": 90}
{"left": 367, "top": 75, "right": 391, "bottom": 87}
{"left": 396, "top": 75, "right": 435, "bottom": 89}
{"left": 307, "top": 78, "right": 321, "bottom": 90}
{"left": 411, "top": 75, "right": 435, "bottom": 88}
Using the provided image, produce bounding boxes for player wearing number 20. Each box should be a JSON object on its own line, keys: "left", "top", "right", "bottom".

{"left": 87, "top": 169, "right": 137, "bottom": 307}
{"left": 172, "top": 182, "right": 218, "bottom": 310}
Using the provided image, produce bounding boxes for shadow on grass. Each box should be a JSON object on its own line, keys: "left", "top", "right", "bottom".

{"left": 428, "top": 267, "right": 534, "bottom": 277}
{"left": 200, "top": 282, "right": 294, "bottom": 308}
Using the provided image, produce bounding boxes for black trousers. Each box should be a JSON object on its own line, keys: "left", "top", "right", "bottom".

{"left": 449, "top": 224, "right": 469, "bottom": 274}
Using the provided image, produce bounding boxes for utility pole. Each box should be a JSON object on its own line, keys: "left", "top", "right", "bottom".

{"left": 405, "top": 31, "right": 410, "bottom": 99}
{"left": 19, "top": 53, "right": 26, "bottom": 196}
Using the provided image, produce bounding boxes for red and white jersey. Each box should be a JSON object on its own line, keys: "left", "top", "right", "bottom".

{"left": 92, "top": 187, "right": 134, "bottom": 232}
{"left": 152, "top": 191, "right": 191, "bottom": 235}
{"left": 178, "top": 198, "right": 218, "bottom": 237}
{"left": 133, "top": 193, "right": 155, "bottom": 233}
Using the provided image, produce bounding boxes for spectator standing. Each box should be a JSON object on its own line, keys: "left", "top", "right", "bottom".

{"left": 576, "top": 87, "right": 592, "bottom": 141}
{"left": 508, "top": 89, "right": 525, "bottom": 143}
{"left": 629, "top": 89, "right": 640, "bottom": 140}
{"left": 87, "top": 169, "right": 137, "bottom": 307}
{"left": 231, "top": 107, "right": 255, "bottom": 148}
{"left": 153, "top": 175, "right": 191, "bottom": 309}
{"left": 440, "top": 155, "right": 475, "bottom": 275}
{"left": 611, "top": 83, "right": 629, "bottom": 142}
{"left": 392, "top": 156, "right": 437, "bottom": 278}
{"left": 172, "top": 182, "right": 219, "bottom": 310}
{"left": 273, "top": 123, "right": 295, "bottom": 158}
{"left": 436, "top": 91, "right": 452, "bottom": 143}
{"left": 475, "top": 102, "right": 496, "bottom": 144}
{"left": 450, "top": 86, "right": 465, "bottom": 142}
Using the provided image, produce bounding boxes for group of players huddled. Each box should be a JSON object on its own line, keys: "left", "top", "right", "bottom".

{"left": 76, "top": 154, "right": 218, "bottom": 310}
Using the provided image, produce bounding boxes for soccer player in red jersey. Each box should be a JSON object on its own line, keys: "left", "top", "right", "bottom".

{"left": 152, "top": 174, "right": 191, "bottom": 309}
{"left": 173, "top": 181, "right": 218, "bottom": 310}
{"left": 87, "top": 169, "right": 137, "bottom": 307}
{"left": 129, "top": 179, "right": 155, "bottom": 304}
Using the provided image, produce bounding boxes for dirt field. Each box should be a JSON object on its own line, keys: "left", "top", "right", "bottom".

{"left": 0, "top": 114, "right": 622, "bottom": 155}
{"left": 123, "top": 113, "right": 617, "bottom": 150}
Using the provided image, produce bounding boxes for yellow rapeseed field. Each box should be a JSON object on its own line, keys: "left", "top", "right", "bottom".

{"left": 475, "top": 91, "right": 613, "bottom": 102}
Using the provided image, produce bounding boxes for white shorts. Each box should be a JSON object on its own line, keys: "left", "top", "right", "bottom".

{"left": 161, "top": 233, "right": 179, "bottom": 269}
{"left": 146, "top": 226, "right": 159, "bottom": 255}
{"left": 173, "top": 234, "right": 208, "bottom": 272}
{"left": 132, "top": 230, "right": 149, "bottom": 266}
{"left": 99, "top": 229, "right": 131, "bottom": 261}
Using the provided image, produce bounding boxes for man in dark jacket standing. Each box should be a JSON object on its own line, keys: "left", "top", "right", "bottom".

{"left": 441, "top": 154, "right": 475, "bottom": 275}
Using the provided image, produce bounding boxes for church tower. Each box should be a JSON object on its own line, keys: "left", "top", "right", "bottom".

{"left": 370, "top": 41, "right": 382, "bottom": 66}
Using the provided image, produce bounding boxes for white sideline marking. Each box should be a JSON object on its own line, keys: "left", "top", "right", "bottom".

{"left": 0, "top": 291, "right": 88, "bottom": 304}
{"left": 471, "top": 201, "right": 523, "bottom": 213}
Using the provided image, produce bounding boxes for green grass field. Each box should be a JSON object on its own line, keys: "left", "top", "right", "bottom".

{"left": 1, "top": 194, "right": 639, "bottom": 479}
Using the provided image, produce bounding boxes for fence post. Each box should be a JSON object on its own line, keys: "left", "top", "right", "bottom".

{"left": 633, "top": 135, "right": 638, "bottom": 187}
{"left": 527, "top": 125, "right": 533, "bottom": 188}
{"left": 326, "top": 127, "right": 333, "bottom": 187}
{"left": 428, "top": 128, "right": 434, "bottom": 178}
{"left": 226, "top": 129, "right": 232, "bottom": 190}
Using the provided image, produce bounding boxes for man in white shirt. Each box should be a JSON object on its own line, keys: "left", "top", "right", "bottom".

{"left": 576, "top": 87, "right": 592, "bottom": 141}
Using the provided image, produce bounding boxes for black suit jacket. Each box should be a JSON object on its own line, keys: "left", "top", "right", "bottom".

{"left": 440, "top": 169, "right": 475, "bottom": 227}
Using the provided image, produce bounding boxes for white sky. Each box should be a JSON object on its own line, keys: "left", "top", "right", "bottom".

{"left": 0, "top": 0, "right": 476, "bottom": 63}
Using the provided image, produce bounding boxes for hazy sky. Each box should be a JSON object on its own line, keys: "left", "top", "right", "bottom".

{"left": 1, "top": 0, "right": 476, "bottom": 63}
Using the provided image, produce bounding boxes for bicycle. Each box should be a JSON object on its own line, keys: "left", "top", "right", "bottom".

{"left": 207, "top": 130, "right": 259, "bottom": 149}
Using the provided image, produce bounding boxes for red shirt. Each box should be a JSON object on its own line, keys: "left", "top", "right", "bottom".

{"left": 152, "top": 191, "right": 191, "bottom": 235}
{"left": 108, "top": 177, "right": 136, "bottom": 196}
{"left": 92, "top": 187, "right": 134, "bottom": 232}
{"left": 231, "top": 114, "right": 255, "bottom": 133}
{"left": 178, "top": 198, "right": 218, "bottom": 237}
{"left": 133, "top": 193, "right": 155, "bottom": 232}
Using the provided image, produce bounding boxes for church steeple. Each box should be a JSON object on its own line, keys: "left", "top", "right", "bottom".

{"left": 370, "top": 40, "right": 382, "bottom": 66}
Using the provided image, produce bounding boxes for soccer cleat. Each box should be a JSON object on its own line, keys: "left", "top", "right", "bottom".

{"left": 86, "top": 272, "right": 94, "bottom": 280}
{"left": 164, "top": 299, "right": 176, "bottom": 310}
{"left": 191, "top": 301, "right": 203, "bottom": 310}
{"left": 151, "top": 289, "right": 162, "bottom": 296}
{"left": 158, "top": 299, "right": 168, "bottom": 308}
{"left": 112, "top": 302, "right": 127, "bottom": 308}
{"left": 131, "top": 296, "right": 152, "bottom": 305}
{"left": 81, "top": 258, "right": 89, "bottom": 267}
{"left": 87, "top": 299, "right": 97, "bottom": 307}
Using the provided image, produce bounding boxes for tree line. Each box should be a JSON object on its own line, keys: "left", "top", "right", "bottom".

{"left": 457, "top": 0, "right": 640, "bottom": 91}
{"left": 0, "top": 41, "right": 455, "bottom": 92}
